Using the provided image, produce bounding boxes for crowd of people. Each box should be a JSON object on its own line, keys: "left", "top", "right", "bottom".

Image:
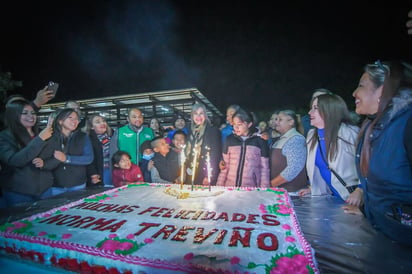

{"left": 0, "top": 10, "right": 411, "bottom": 247}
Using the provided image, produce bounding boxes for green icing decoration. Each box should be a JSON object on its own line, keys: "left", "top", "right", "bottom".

{"left": 84, "top": 194, "right": 112, "bottom": 202}
{"left": 266, "top": 188, "right": 284, "bottom": 195}
{"left": 127, "top": 183, "right": 150, "bottom": 188}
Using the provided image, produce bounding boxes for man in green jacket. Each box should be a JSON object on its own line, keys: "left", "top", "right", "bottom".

{"left": 110, "top": 108, "right": 154, "bottom": 165}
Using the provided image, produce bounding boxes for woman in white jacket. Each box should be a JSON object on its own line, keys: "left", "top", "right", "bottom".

{"left": 299, "top": 93, "right": 362, "bottom": 206}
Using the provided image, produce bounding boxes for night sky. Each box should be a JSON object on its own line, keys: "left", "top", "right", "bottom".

{"left": 1, "top": 1, "right": 411, "bottom": 117}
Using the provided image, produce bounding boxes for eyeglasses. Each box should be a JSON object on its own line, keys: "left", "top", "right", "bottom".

{"left": 21, "top": 111, "right": 37, "bottom": 116}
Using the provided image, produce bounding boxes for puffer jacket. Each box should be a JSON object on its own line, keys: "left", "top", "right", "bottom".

{"left": 216, "top": 133, "right": 270, "bottom": 187}
{"left": 356, "top": 89, "right": 412, "bottom": 245}
{"left": 47, "top": 130, "right": 94, "bottom": 188}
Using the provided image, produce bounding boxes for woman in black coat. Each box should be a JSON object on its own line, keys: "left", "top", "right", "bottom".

{"left": 185, "top": 103, "right": 222, "bottom": 186}
{"left": 84, "top": 114, "right": 114, "bottom": 187}
{"left": 0, "top": 100, "right": 54, "bottom": 207}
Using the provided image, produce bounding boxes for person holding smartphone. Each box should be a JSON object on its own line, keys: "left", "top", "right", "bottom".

{"left": 1, "top": 84, "right": 56, "bottom": 131}
{"left": 0, "top": 99, "right": 55, "bottom": 207}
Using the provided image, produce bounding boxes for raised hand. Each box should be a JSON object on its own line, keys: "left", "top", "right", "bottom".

{"left": 38, "top": 125, "right": 53, "bottom": 141}
{"left": 33, "top": 86, "right": 55, "bottom": 107}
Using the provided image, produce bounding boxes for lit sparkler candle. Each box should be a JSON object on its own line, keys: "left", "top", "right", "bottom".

{"left": 180, "top": 144, "right": 186, "bottom": 189}
{"left": 191, "top": 145, "right": 199, "bottom": 191}
{"left": 205, "top": 148, "right": 212, "bottom": 192}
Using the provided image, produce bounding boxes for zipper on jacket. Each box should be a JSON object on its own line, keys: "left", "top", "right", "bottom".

{"left": 235, "top": 140, "right": 246, "bottom": 187}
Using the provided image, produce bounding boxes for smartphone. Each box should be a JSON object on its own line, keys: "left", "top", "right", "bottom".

{"left": 47, "top": 81, "right": 59, "bottom": 95}
{"left": 47, "top": 113, "right": 55, "bottom": 128}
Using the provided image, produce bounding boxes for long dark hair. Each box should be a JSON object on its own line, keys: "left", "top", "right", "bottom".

{"left": 308, "top": 93, "right": 356, "bottom": 161}
{"left": 358, "top": 60, "right": 412, "bottom": 175}
{"left": 53, "top": 108, "right": 79, "bottom": 136}
{"left": 149, "top": 117, "right": 164, "bottom": 137}
{"left": 4, "top": 100, "right": 38, "bottom": 147}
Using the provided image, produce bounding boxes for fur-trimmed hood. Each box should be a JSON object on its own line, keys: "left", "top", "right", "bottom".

{"left": 389, "top": 88, "right": 412, "bottom": 120}
{"left": 370, "top": 89, "right": 412, "bottom": 141}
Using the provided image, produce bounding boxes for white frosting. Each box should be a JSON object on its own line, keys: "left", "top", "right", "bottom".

{"left": 0, "top": 183, "right": 319, "bottom": 273}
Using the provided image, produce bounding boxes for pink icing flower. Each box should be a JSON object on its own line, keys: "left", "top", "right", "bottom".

{"left": 144, "top": 238, "right": 154, "bottom": 244}
{"left": 282, "top": 224, "right": 291, "bottom": 230}
{"left": 12, "top": 222, "right": 26, "bottom": 228}
{"left": 285, "top": 236, "right": 296, "bottom": 243}
{"left": 126, "top": 234, "right": 135, "bottom": 239}
{"left": 38, "top": 231, "right": 47, "bottom": 236}
{"left": 270, "top": 254, "right": 309, "bottom": 274}
{"left": 184, "top": 253, "right": 194, "bottom": 260}
{"left": 6, "top": 222, "right": 27, "bottom": 232}
{"left": 100, "top": 240, "right": 119, "bottom": 251}
{"left": 60, "top": 207, "right": 68, "bottom": 211}
{"left": 230, "top": 256, "right": 240, "bottom": 265}
{"left": 43, "top": 213, "right": 51, "bottom": 218}
{"left": 108, "top": 234, "right": 117, "bottom": 239}
{"left": 277, "top": 204, "right": 292, "bottom": 215}
{"left": 62, "top": 234, "right": 72, "bottom": 239}
{"left": 117, "top": 242, "right": 133, "bottom": 251}
{"left": 98, "top": 200, "right": 105, "bottom": 203}
{"left": 259, "top": 204, "right": 268, "bottom": 214}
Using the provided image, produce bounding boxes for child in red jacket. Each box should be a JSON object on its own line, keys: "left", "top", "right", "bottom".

{"left": 111, "top": 151, "right": 144, "bottom": 187}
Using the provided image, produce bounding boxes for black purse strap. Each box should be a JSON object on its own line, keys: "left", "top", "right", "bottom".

{"left": 317, "top": 138, "right": 348, "bottom": 187}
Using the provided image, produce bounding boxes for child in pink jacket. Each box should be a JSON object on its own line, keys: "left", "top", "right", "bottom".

{"left": 216, "top": 108, "right": 270, "bottom": 187}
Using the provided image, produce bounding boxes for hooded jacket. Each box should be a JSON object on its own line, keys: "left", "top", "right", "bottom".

{"left": 356, "top": 89, "right": 412, "bottom": 245}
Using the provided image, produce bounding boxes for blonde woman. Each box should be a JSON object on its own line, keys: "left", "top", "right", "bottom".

{"left": 185, "top": 103, "right": 221, "bottom": 185}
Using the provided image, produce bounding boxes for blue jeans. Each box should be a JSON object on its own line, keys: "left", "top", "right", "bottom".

{"left": 51, "top": 183, "right": 86, "bottom": 196}
{"left": 2, "top": 188, "right": 54, "bottom": 208}
{"left": 103, "top": 168, "right": 113, "bottom": 187}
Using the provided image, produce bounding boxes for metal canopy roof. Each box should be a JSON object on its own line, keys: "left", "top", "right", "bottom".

{"left": 38, "top": 88, "right": 223, "bottom": 128}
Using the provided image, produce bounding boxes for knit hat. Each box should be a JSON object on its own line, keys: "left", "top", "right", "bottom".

{"left": 140, "top": 140, "right": 152, "bottom": 152}
{"left": 173, "top": 114, "right": 186, "bottom": 126}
